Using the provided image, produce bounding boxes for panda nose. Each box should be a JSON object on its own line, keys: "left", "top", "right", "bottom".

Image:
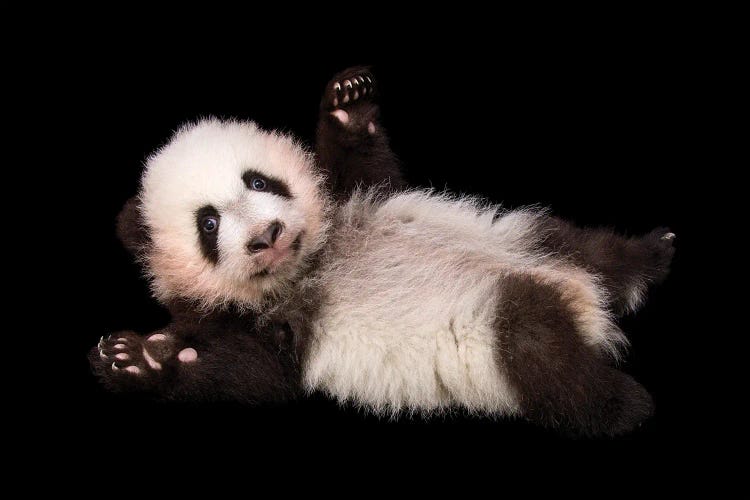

{"left": 247, "top": 222, "right": 283, "bottom": 253}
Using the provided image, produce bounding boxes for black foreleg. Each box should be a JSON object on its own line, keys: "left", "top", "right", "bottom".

{"left": 315, "top": 66, "right": 404, "bottom": 200}
{"left": 89, "top": 321, "right": 299, "bottom": 403}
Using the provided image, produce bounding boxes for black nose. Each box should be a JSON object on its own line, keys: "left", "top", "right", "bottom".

{"left": 247, "top": 222, "right": 283, "bottom": 253}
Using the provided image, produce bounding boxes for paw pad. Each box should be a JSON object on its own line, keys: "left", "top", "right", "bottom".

{"left": 178, "top": 348, "right": 198, "bottom": 363}
{"left": 331, "top": 109, "right": 349, "bottom": 125}
{"left": 97, "top": 333, "right": 149, "bottom": 376}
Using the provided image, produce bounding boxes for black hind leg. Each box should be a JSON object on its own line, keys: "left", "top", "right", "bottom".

{"left": 535, "top": 217, "right": 676, "bottom": 315}
{"left": 316, "top": 66, "right": 404, "bottom": 199}
{"left": 494, "top": 274, "right": 654, "bottom": 437}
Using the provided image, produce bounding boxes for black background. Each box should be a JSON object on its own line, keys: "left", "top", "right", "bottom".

{"left": 60, "top": 20, "right": 704, "bottom": 456}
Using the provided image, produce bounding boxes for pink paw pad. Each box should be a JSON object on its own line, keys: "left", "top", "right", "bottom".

{"left": 331, "top": 109, "right": 349, "bottom": 125}
{"left": 178, "top": 348, "right": 198, "bottom": 363}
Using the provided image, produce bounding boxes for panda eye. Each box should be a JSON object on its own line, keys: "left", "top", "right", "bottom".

{"left": 202, "top": 216, "right": 218, "bottom": 233}
{"left": 251, "top": 177, "right": 267, "bottom": 191}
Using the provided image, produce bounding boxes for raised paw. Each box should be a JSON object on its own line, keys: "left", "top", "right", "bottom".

{"left": 324, "top": 66, "right": 376, "bottom": 110}
{"left": 322, "top": 66, "right": 380, "bottom": 134}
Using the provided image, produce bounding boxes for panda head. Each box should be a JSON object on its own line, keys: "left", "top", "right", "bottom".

{"left": 130, "top": 118, "right": 329, "bottom": 311}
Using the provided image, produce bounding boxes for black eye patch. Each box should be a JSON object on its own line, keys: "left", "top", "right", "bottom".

{"left": 195, "top": 205, "right": 220, "bottom": 264}
{"left": 242, "top": 169, "right": 292, "bottom": 199}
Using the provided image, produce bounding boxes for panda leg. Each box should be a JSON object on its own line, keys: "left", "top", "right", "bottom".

{"left": 535, "top": 217, "right": 676, "bottom": 315}
{"left": 89, "top": 326, "right": 299, "bottom": 403}
{"left": 494, "top": 274, "right": 654, "bottom": 436}
{"left": 316, "top": 66, "right": 404, "bottom": 199}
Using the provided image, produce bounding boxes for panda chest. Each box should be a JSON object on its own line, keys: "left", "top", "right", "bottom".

{"left": 310, "top": 215, "right": 501, "bottom": 342}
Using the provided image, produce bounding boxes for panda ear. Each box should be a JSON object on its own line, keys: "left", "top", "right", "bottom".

{"left": 116, "top": 196, "right": 149, "bottom": 255}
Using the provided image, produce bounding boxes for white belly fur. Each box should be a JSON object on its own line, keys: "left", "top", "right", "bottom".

{"left": 302, "top": 191, "right": 619, "bottom": 415}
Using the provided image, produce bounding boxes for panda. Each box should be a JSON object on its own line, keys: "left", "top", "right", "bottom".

{"left": 91, "top": 66, "right": 675, "bottom": 436}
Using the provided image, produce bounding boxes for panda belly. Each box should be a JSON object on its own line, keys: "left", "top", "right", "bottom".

{"left": 301, "top": 193, "right": 529, "bottom": 415}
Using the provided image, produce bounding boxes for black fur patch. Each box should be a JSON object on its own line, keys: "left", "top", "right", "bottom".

{"left": 116, "top": 196, "right": 150, "bottom": 255}
{"left": 493, "top": 273, "right": 653, "bottom": 437}
{"left": 534, "top": 217, "right": 675, "bottom": 315}
{"left": 242, "top": 169, "right": 292, "bottom": 199}
{"left": 195, "top": 205, "right": 220, "bottom": 264}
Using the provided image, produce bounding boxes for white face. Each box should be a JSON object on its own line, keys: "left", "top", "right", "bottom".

{"left": 139, "top": 119, "right": 328, "bottom": 310}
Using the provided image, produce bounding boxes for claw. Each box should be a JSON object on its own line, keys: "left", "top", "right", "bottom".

{"left": 112, "top": 362, "right": 120, "bottom": 371}
{"left": 344, "top": 79, "right": 352, "bottom": 89}
{"left": 333, "top": 82, "right": 341, "bottom": 91}
{"left": 662, "top": 232, "right": 676, "bottom": 241}
{"left": 352, "top": 78, "right": 360, "bottom": 86}
{"left": 358, "top": 76, "right": 366, "bottom": 84}
{"left": 365, "top": 76, "right": 372, "bottom": 83}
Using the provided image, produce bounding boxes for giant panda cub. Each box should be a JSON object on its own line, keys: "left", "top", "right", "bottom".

{"left": 91, "top": 66, "right": 675, "bottom": 436}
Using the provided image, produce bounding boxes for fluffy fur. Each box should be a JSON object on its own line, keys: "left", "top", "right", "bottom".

{"left": 295, "top": 190, "right": 624, "bottom": 416}
{"left": 140, "top": 119, "right": 330, "bottom": 311}
{"left": 90, "top": 66, "right": 674, "bottom": 436}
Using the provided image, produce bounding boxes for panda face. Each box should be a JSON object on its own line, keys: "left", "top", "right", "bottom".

{"left": 139, "top": 118, "right": 328, "bottom": 310}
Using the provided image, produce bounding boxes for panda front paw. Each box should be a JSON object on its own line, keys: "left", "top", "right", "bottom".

{"left": 324, "top": 66, "right": 376, "bottom": 110}
{"left": 95, "top": 332, "right": 156, "bottom": 376}
{"left": 91, "top": 331, "right": 184, "bottom": 392}
{"left": 323, "top": 66, "right": 379, "bottom": 135}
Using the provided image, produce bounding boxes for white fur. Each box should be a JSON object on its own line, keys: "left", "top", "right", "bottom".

{"left": 301, "top": 191, "right": 625, "bottom": 414}
{"left": 140, "top": 119, "right": 329, "bottom": 311}
{"left": 623, "top": 278, "right": 647, "bottom": 314}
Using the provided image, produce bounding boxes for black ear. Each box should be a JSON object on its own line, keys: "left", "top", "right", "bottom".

{"left": 116, "top": 196, "right": 149, "bottom": 255}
